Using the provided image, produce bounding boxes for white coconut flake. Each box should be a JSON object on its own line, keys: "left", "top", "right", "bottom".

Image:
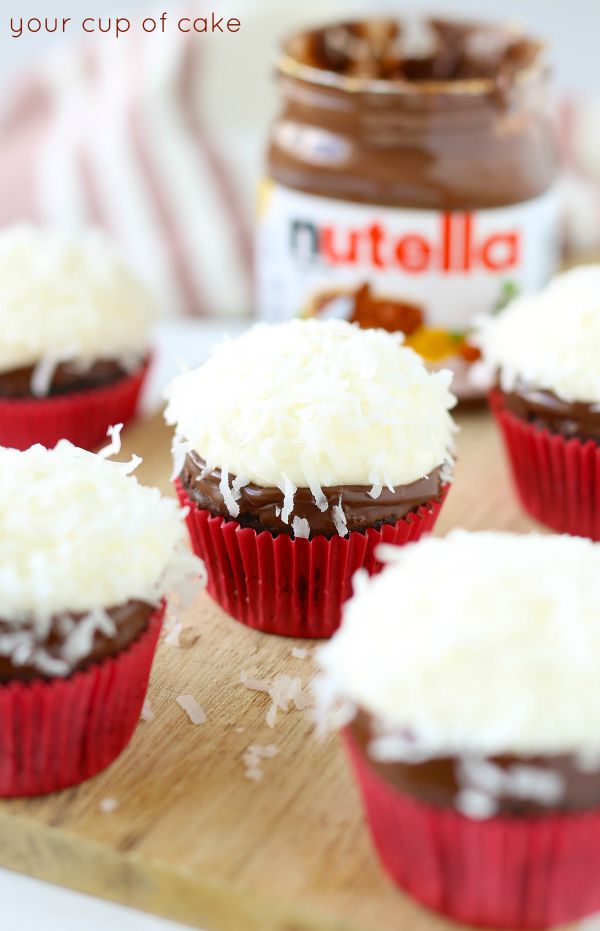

{"left": 140, "top": 698, "right": 154, "bottom": 722}
{"left": 176, "top": 694, "right": 207, "bottom": 726}
{"left": 575, "top": 748, "right": 600, "bottom": 772}
{"left": 279, "top": 473, "right": 296, "bottom": 525}
{"left": 291, "top": 517, "right": 310, "bottom": 539}
{"left": 31, "top": 353, "right": 66, "bottom": 397}
{"left": 232, "top": 473, "right": 249, "bottom": 500}
{"left": 332, "top": 500, "right": 349, "bottom": 538}
{"left": 241, "top": 670, "right": 311, "bottom": 728}
{"left": 368, "top": 474, "right": 383, "bottom": 499}
{"left": 99, "top": 797, "right": 119, "bottom": 814}
{"left": 170, "top": 434, "right": 193, "bottom": 481}
{"left": 455, "top": 789, "right": 497, "bottom": 820}
{"left": 164, "top": 621, "right": 183, "bottom": 647}
{"left": 219, "top": 467, "right": 240, "bottom": 518}
{"left": 245, "top": 767, "right": 263, "bottom": 782}
{"left": 308, "top": 476, "right": 328, "bottom": 513}
{"left": 243, "top": 743, "right": 280, "bottom": 781}
{"left": 62, "top": 607, "right": 115, "bottom": 666}
{"left": 0, "top": 224, "right": 156, "bottom": 380}
{"left": 291, "top": 647, "right": 309, "bottom": 660}
{"left": 240, "top": 671, "right": 271, "bottom": 692}
{"left": 99, "top": 423, "right": 124, "bottom": 458}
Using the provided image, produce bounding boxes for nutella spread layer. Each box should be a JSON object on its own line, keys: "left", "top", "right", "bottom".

{"left": 350, "top": 712, "right": 600, "bottom": 815}
{"left": 181, "top": 450, "right": 443, "bottom": 538}
{"left": 0, "top": 601, "right": 153, "bottom": 683}
{"left": 501, "top": 383, "right": 600, "bottom": 443}
{"left": 0, "top": 359, "right": 132, "bottom": 399}
{"left": 258, "top": 16, "right": 558, "bottom": 401}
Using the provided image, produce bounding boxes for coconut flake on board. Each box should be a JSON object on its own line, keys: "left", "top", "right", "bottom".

{"left": 99, "top": 797, "right": 119, "bottom": 814}
{"left": 240, "top": 670, "right": 312, "bottom": 728}
{"left": 243, "top": 743, "right": 279, "bottom": 782}
{"left": 291, "top": 647, "right": 309, "bottom": 660}
{"left": 140, "top": 698, "right": 154, "bottom": 722}
{"left": 176, "top": 694, "right": 207, "bottom": 725}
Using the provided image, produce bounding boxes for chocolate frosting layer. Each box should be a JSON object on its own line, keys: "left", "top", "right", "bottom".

{"left": 0, "top": 600, "right": 154, "bottom": 682}
{"left": 181, "top": 450, "right": 443, "bottom": 538}
{"left": 350, "top": 713, "right": 600, "bottom": 815}
{"left": 0, "top": 359, "right": 132, "bottom": 399}
{"left": 501, "top": 384, "right": 600, "bottom": 443}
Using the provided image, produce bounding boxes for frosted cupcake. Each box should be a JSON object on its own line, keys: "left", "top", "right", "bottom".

{"left": 318, "top": 530, "right": 600, "bottom": 929}
{"left": 0, "top": 224, "right": 156, "bottom": 450}
{"left": 476, "top": 265, "right": 600, "bottom": 537}
{"left": 165, "top": 318, "right": 456, "bottom": 638}
{"left": 0, "top": 434, "right": 201, "bottom": 796}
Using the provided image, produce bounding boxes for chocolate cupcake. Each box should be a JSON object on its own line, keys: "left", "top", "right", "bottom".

{"left": 476, "top": 265, "right": 600, "bottom": 537}
{"left": 0, "top": 434, "right": 202, "bottom": 796}
{"left": 0, "top": 224, "right": 156, "bottom": 450}
{"left": 164, "top": 318, "right": 456, "bottom": 637}
{"left": 318, "top": 530, "right": 600, "bottom": 928}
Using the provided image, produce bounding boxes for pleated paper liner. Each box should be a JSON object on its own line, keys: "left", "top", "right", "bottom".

{"left": 0, "top": 359, "right": 150, "bottom": 451}
{"left": 0, "top": 603, "right": 164, "bottom": 797}
{"left": 176, "top": 480, "right": 448, "bottom": 638}
{"left": 490, "top": 389, "right": 600, "bottom": 539}
{"left": 344, "top": 731, "right": 600, "bottom": 930}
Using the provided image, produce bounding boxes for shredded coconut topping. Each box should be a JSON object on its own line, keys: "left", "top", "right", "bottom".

{"left": 475, "top": 265, "right": 600, "bottom": 403}
{"left": 164, "top": 320, "right": 456, "bottom": 517}
{"left": 0, "top": 441, "right": 204, "bottom": 674}
{"left": 176, "top": 694, "right": 207, "bottom": 725}
{"left": 318, "top": 530, "right": 600, "bottom": 756}
{"left": 0, "top": 224, "right": 156, "bottom": 378}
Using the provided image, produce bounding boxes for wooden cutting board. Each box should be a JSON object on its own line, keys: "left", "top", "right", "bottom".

{"left": 0, "top": 408, "right": 570, "bottom": 931}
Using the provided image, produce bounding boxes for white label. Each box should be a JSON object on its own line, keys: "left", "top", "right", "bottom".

{"left": 256, "top": 182, "right": 561, "bottom": 395}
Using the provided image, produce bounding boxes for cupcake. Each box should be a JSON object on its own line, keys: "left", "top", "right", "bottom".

{"left": 0, "top": 224, "right": 156, "bottom": 450}
{"left": 317, "top": 530, "right": 600, "bottom": 929}
{"left": 164, "top": 318, "right": 456, "bottom": 638}
{"left": 0, "top": 433, "right": 202, "bottom": 796}
{"left": 476, "top": 265, "right": 600, "bottom": 538}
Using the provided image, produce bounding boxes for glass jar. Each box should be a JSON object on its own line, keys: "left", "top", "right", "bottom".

{"left": 257, "top": 17, "right": 559, "bottom": 400}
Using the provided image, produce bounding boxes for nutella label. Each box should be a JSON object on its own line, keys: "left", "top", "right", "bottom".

{"left": 257, "top": 182, "right": 561, "bottom": 397}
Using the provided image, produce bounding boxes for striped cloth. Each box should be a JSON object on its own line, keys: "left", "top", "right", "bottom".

{"left": 0, "top": 16, "right": 254, "bottom": 317}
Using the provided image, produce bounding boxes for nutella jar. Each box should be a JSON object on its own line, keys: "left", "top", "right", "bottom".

{"left": 257, "top": 17, "right": 560, "bottom": 399}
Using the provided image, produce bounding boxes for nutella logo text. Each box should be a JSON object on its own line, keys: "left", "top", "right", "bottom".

{"left": 290, "top": 213, "right": 520, "bottom": 274}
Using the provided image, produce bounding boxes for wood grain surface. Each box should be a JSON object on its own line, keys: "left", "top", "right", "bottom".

{"left": 0, "top": 408, "right": 567, "bottom": 931}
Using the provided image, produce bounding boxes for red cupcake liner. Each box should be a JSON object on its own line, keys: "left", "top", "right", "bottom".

{"left": 0, "top": 359, "right": 150, "bottom": 451}
{"left": 490, "top": 389, "right": 600, "bottom": 539}
{"left": 0, "top": 603, "right": 164, "bottom": 797}
{"left": 176, "top": 480, "right": 448, "bottom": 638}
{"left": 344, "top": 731, "right": 600, "bottom": 929}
